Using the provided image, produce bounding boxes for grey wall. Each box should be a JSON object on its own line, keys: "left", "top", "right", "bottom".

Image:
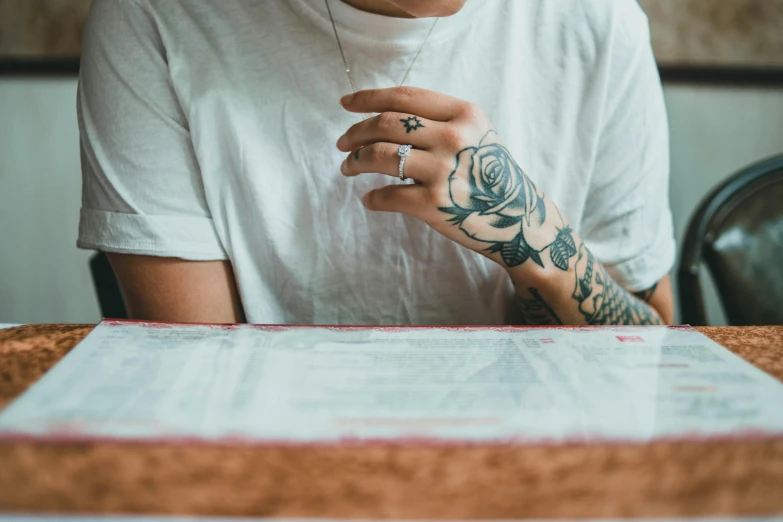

{"left": 664, "top": 85, "right": 783, "bottom": 324}
{"left": 0, "top": 78, "right": 98, "bottom": 323}
{"left": 1, "top": 78, "right": 782, "bottom": 324}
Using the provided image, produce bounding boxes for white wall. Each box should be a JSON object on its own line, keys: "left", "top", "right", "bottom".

{"left": 1, "top": 78, "right": 782, "bottom": 324}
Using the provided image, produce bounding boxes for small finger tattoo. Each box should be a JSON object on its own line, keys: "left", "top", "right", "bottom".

{"left": 400, "top": 116, "right": 425, "bottom": 133}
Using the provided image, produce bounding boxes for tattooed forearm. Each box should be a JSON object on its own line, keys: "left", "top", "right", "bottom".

{"left": 517, "top": 242, "right": 663, "bottom": 326}
{"left": 633, "top": 283, "right": 658, "bottom": 303}
{"left": 519, "top": 288, "right": 563, "bottom": 325}
{"left": 437, "top": 130, "right": 663, "bottom": 326}
{"left": 571, "top": 243, "right": 662, "bottom": 325}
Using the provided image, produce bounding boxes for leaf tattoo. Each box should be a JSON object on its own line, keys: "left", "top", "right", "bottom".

{"left": 487, "top": 232, "right": 544, "bottom": 268}
{"left": 550, "top": 226, "right": 577, "bottom": 271}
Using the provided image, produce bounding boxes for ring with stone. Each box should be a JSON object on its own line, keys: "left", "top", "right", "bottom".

{"left": 397, "top": 144, "right": 413, "bottom": 181}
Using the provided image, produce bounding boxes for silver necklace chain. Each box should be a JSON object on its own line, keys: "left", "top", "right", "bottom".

{"left": 324, "top": 0, "right": 439, "bottom": 120}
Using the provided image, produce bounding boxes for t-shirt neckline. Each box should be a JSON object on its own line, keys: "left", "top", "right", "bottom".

{"left": 290, "top": 0, "right": 485, "bottom": 47}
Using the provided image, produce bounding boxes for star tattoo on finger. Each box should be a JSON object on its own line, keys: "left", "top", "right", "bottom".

{"left": 400, "top": 116, "right": 425, "bottom": 133}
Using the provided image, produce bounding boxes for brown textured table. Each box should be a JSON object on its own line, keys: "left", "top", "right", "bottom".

{"left": 0, "top": 324, "right": 782, "bottom": 519}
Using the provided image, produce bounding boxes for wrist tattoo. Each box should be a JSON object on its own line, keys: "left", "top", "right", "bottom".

{"left": 570, "top": 243, "right": 662, "bottom": 325}
{"left": 519, "top": 243, "right": 663, "bottom": 326}
{"left": 519, "top": 288, "right": 563, "bottom": 326}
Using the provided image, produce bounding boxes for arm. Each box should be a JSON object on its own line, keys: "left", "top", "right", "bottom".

{"left": 513, "top": 249, "right": 674, "bottom": 326}
{"left": 108, "top": 254, "right": 245, "bottom": 324}
{"left": 429, "top": 134, "right": 672, "bottom": 326}
{"left": 336, "top": 87, "right": 674, "bottom": 325}
{"left": 496, "top": 178, "right": 673, "bottom": 325}
{"left": 432, "top": 131, "right": 671, "bottom": 326}
{"left": 78, "top": 1, "right": 235, "bottom": 322}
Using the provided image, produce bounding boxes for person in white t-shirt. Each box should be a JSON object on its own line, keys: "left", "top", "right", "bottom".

{"left": 77, "top": 0, "right": 676, "bottom": 325}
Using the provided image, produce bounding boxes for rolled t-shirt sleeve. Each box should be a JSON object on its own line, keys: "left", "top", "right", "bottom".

{"left": 580, "top": 1, "right": 675, "bottom": 292}
{"left": 77, "top": 0, "right": 227, "bottom": 261}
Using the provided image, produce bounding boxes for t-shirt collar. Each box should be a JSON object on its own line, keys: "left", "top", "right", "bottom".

{"left": 291, "top": 0, "right": 485, "bottom": 47}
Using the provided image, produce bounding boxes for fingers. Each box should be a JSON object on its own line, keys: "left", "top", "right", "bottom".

{"left": 341, "top": 143, "right": 443, "bottom": 183}
{"left": 361, "top": 184, "right": 430, "bottom": 217}
{"left": 337, "top": 112, "right": 441, "bottom": 153}
{"left": 340, "top": 87, "right": 466, "bottom": 122}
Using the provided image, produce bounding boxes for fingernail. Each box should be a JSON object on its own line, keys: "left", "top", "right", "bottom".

{"left": 340, "top": 94, "right": 354, "bottom": 106}
{"left": 340, "top": 159, "right": 348, "bottom": 174}
{"left": 336, "top": 135, "right": 347, "bottom": 149}
{"left": 361, "top": 193, "right": 369, "bottom": 207}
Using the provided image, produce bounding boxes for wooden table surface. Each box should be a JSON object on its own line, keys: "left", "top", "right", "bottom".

{"left": 0, "top": 324, "right": 781, "bottom": 519}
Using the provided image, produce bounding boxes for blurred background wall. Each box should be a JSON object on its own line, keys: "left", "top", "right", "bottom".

{"left": 1, "top": 0, "right": 782, "bottom": 324}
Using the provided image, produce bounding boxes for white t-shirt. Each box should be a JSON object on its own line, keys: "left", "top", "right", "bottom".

{"left": 77, "top": 0, "right": 675, "bottom": 325}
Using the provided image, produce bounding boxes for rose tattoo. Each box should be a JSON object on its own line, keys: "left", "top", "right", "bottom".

{"left": 439, "top": 131, "right": 566, "bottom": 268}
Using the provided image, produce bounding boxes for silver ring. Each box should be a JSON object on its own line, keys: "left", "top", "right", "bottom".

{"left": 397, "top": 144, "right": 412, "bottom": 181}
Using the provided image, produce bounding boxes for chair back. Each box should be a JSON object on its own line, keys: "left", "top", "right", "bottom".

{"left": 678, "top": 155, "right": 783, "bottom": 325}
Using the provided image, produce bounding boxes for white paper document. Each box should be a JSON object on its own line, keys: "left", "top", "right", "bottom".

{"left": 0, "top": 321, "right": 781, "bottom": 443}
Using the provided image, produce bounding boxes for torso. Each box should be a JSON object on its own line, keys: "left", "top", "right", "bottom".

{"left": 145, "top": 0, "right": 616, "bottom": 324}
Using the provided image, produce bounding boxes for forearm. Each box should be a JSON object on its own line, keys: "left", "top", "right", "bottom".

{"left": 496, "top": 181, "right": 666, "bottom": 326}
{"left": 508, "top": 236, "right": 664, "bottom": 326}
{"left": 108, "top": 254, "right": 246, "bottom": 324}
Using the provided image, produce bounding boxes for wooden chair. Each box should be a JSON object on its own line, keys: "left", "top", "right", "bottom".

{"left": 678, "top": 154, "right": 783, "bottom": 326}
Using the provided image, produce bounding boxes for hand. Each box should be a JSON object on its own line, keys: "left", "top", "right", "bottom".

{"left": 337, "top": 86, "right": 566, "bottom": 273}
